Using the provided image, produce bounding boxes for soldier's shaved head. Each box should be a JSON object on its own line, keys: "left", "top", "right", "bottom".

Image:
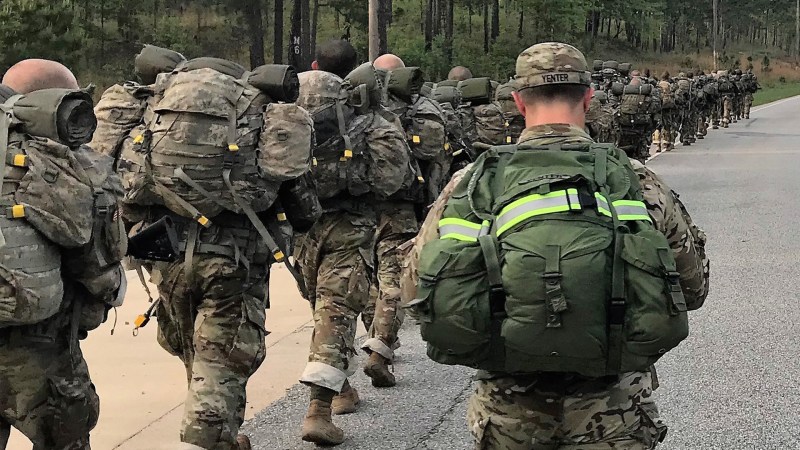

{"left": 448, "top": 66, "right": 473, "bottom": 81}
{"left": 373, "top": 54, "right": 405, "bottom": 71}
{"left": 3, "top": 59, "right": 78, "bottom": 94}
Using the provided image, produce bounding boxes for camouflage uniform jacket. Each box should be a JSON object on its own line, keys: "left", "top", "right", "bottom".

{"left": 403, "top": 123, "right": 709, "bottom": 379}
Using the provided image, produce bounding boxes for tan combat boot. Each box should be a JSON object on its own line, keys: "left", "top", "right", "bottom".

{"left": 364, "top": 352, "right": 396, "bottom": 387}
{"left": 236, "top": 434, "right": 252, "bottom": 450}
{"left": 332, "top": 383, "right": 360, "bottom": 415}
{"left": 301, "top": 399, "right": 345, "bottom": 446}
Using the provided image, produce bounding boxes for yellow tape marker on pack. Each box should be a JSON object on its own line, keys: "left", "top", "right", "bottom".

{"left": 11, "top": 205, "right": 24, "bottom": 218}
{"left": 12, "top": 154, "right": 27, "bottom": 167}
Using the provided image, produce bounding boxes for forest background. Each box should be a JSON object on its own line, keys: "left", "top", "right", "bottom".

{"left": 4, "top": 0, "right": 800, "bottom": 104}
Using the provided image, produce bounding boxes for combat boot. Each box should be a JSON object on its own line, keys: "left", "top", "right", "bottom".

{"left": 331, "top": 382, "right": 360, "bottom": 415}
{"left": 236, "top": 435, "right": 252, "bottom": 450}
{"left": 364, "top": 352, "right": 396, "bottom": 387}
{"left": 301, "top": 400, "right": 345, "bottom": 446}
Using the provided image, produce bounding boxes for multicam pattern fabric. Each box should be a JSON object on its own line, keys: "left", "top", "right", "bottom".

{"left": 152, "top": 254, "right": 269, "bottom": 450}
{"left": 297, "top": 210, "right": 378, "bottom": 393}
{"left": 515, "top": 42, "right": 592, "bottom": 89}
{"left": 467, "top": 371, "right": 666, "bottom": 449}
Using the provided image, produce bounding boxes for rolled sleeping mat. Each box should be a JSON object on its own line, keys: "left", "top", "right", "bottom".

{"left": 436, "top": 79, "right": 459, "bottom": 88}
{"left": 0, "top": 85, "right": 17, "bottom": 103}
{"left": 385, "top": 67, "right": 425, "bottom": 103}
{"left": 431, "top": 85, "right": 461, "bottom": 107}
{"left": 623, "top": 84, "right": 652, "bottom": 95}
{"left": 135, "top": 44, "right": 186, "bottom": 85}
{"left": 420, "top": 81, "right": 435, "bottom": 98}
{"left": 602, "top": 60, "right": 619, "bottom": 71}
{"left": 593, "top": 60, "right": 604, "bottom": 72}
{"left": 248, "top": 64, "right": 300, "bottom": 103}
{"left": 10, "top": 89, "right": 97, "bottom": 147}
{"left": 178, "top": 57, "right": 247, "bottom": 79}
{"left": 457, "top": 77, "right": 493, "bottom": 105}
{"left": 618, "top": 63, "right": 632, "bottom": 76}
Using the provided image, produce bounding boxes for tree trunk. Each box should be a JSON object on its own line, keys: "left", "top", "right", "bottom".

{"left": 274, "top": 0, "right": 284, "bottom": 63}
{"left": 517, "top": 5, "right": 524, "bottom": 39}
{"left": 378, "top": 0, "right": 391, "bottom": 55}
{"left": 300, "top": 0, "right": 311, "bottom": 69}
{"left": 245, "top": 0, "right": 266, "bottom": 67}
{"left": 490, "top": 0, "right": 499, "bottom": 43}
{"left": 483, "top": 0, "right": 489, "bottom": 53}
{"left": 311, "top": 0, "right": 319, "bottom": 60}
{"left": 444, "top": 0, "right": 454, "bottom": 65}
{"left": 424, "top": 0, "right": 433, "bottom": 51}
{"left": 289, "top": 0, "right": 302, "bottom": 68}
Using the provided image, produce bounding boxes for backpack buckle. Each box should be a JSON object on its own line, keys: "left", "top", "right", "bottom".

{"left": 609, "top": 298, "right": 626, "bottom": 325}
{"left": 488, "top": 285, "right": 506, "bottom": 317}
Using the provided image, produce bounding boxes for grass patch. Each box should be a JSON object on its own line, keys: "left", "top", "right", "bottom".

{"left": 753, "top": 82, "right": 800, "bottom": 106}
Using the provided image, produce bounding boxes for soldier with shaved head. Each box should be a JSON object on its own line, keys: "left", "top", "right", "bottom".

{"left": 0, "top": 59, "right": 125, "bottom": 450}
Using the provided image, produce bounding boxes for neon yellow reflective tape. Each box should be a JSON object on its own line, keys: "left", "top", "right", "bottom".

{"left": 438, "top": 218, "right": 482, "bottom": 230}
{"left": 440, "top": 233, "right": 478, "bottom": 242}
{"left": 612, "top": 200, "right": 647, "bottom": 207}
{"left": 618, "top": 214, "right": 653, "bottom": 222}
{"left": 598, "top": 207, "right": 612, "bottom": 217}
{"left": 12, "top": 154, "right": 27, "bottom": 167}
{"left": 499, "top": 190, "right": 572, "bottom": 217}
{"left": 496, "top": 205, "right": 571, "bottom": 236}
{"left": 11, "top": 205, "right": 24, "bottom": 218}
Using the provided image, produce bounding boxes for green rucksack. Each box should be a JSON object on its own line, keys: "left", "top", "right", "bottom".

{"left": 410, "top": 143, "right": 689, "bottom": 376}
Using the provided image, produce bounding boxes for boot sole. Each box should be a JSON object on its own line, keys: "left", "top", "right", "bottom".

{"left": 301, "top": 433, "right": 345, "bottom": 446}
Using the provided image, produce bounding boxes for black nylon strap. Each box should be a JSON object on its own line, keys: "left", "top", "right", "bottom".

{"left": 543, "top": 244, "right": 567, "bottom": 328}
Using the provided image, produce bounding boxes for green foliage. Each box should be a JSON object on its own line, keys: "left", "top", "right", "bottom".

{"left": 0, "top": 0, "right": 85, "bottom": 73}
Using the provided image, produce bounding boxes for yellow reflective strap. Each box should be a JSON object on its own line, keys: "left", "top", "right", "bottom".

{"left": 12, "top": 154, "right": 27, "bottom": 167}
{"left": 496, "top": 205, "right": 572, "bottom": 236}
{"left": 195, "top": 214, "right": 211, "bottom": 227}
{"left": 618, "top": 214, "right": 653, "bottom": 222}
{"left": 612, "top": 199, "right": 647, "bottom": 207}
{"left": 11, "top": 205, "right": 24, "bottom": 218}
{"left": 439, "top": 233, "right": 478, "bottom": 242}
{"left": 439, "top": 218, "right": 482, "bottom": 230}
{"left": 499, "top": 189, "right": 575, "bottom": 217}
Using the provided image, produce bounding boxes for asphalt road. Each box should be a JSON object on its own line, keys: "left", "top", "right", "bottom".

{"left": 244, "top": 97, "right": 800, "bottom": 450}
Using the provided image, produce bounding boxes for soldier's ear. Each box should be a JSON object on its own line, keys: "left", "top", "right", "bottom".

{"left": 583, "top": 87, "right": 594, "bottom": 113}
{"left": 311, "top": 60, "right": 320, "bottom": 71}
{"left": 512, "top": 91, "right": 526, "bottom": 117}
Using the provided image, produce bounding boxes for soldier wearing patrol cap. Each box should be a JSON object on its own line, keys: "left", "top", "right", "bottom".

{"left": 459, "top": 42, "right": 709, "bottom": 449}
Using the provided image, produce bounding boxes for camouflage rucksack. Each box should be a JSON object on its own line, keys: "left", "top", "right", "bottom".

{"left": 618, "top": 84, "right": 659, "bottom": 126}
{"left": 297, "top": 69, "right": 408, "bottom": 201}
{"left": 494, "top": 82, "right": 525, "bottom": 144}
{"left": 114, "top": 58, "right": 309, "bottom": 226}
{"left": 0, "top": 88, "right": 107, "bottom": 326}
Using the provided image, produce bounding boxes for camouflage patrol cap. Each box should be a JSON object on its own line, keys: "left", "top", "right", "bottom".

{"left": 515, "top": 42, "right": 591, "bottom": 90}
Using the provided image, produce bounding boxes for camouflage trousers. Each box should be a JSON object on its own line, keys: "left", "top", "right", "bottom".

{"left": 722, "top": 97, "right": 733, "bottom": 125}
{"left": 153, "top": 255, "right": 269, "bottom": 450}
{"left": 616, "top": 130, "right": 650, "bottom": 163}
{"left": 744, "top": 93, "right": 754, "bottom": 117}
{"left": 297, "top": 210, "right": 377, "bottom": 393}
{"left": 0, "top": 308, "right": 98, "bottom": 450}
{"left": 679, "top": 111, "right": 697, "bottom": 143}
{"left": 361, "top": 203, "right": 419, "bottom": 360}
{"left": 467, "top": 371, "right": 666, "bottom": 450}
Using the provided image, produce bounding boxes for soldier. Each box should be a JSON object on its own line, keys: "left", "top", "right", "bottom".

{"left": 405, "top": 42, "right": 709, "bottom": 449}
{"left": 296, "top": 45, "right": 411, "bottom": 445}
{"left": 359, "top": 53, "right": 446, "bottom": 388}
{"left": 495, "top": 81, "right": 526, "bottom": 144}
{"left": 743, "top": 70, "right": 759, "bottom": 119}
{"left": 615, "top": 70, "right": 659, "bottom": 162}
{"left": 0, "top": 60, "right": 125, "bottom": 450}
{"left": 656, "top": 71, "right": 678, "bottom": 152}
{"left": 674, "top": 72, "right": 696, "bottom": 145}
{"left": 311, "top": 39, "right": 359, "bottom": 78}
{"left": 717, "top": 70, "right": 734, "bottom": 128}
